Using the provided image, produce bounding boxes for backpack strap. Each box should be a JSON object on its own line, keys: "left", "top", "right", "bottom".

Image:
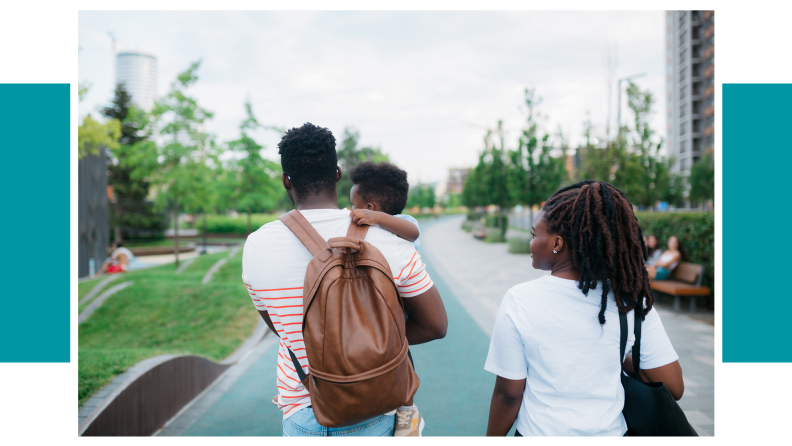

{"left": 346, "top": 220, "right": 369, "bottom": 240}
{"left": 279, "top": 210, "right": 327, "bottom": 256}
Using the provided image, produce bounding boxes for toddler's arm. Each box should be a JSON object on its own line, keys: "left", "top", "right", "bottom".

{"left": 350, "top": 209, "right": 419, "bottom": 242}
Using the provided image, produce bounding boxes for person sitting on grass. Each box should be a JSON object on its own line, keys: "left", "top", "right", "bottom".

{"left": 92, "top": 241, "right": 133, "bottom": 278}
{"left": 347, "top": 161, "right": 423, "bottom": 436}
{"left": 646, "top": 236, "right": 685, "bottom": 280}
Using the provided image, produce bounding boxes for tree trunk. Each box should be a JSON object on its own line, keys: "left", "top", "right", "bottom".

{"left": 202, "top": 212, "right": 207, "bottom": 255}
{"left": 114, "top": 198, "right": 123, "bottom": 244}
{"left": 247, "top": 206, "right": 252, "bottom": 236}
{"left": 173, "top": 196, "right": 179, "bottom": 267}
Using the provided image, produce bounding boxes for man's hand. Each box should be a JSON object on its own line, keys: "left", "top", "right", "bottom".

{"left": 350, "top": 209, "right": 385, "bottom": 226}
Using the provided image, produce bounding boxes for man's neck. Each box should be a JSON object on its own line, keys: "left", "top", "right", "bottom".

{"left": 294, "top": 194, "right": 340, "bottom": 211}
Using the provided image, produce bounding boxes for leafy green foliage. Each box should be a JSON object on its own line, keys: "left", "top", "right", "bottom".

{"left": 407, "top": 184, "right": 436, "bottom": 209}
{"left": 508, "top": 237, "right": 532, "bottom": 254}
{"left": 101, "top": 83, "right": 167, "bottom": 241}
{"left": 688, "top": 148, "right": 715, "bottom": 207}
{"left": 203, "top": 213, "right": 279, "bottom": 235}
{"left": 336, "top": 127, "right": 389, "bottom": 209}
{"left": 78, "top": 114, "right": 120, "bottom": 159}
{"left": 219, "top": 101, "right": 284, "bottom": 233}
{"left": 510, "top": 88, "right": 565, "bottom": 209}
{"left": 635, "top": 211, "right": 714, "bottom": 303}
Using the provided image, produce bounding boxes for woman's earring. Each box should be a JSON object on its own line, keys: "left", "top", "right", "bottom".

{"left": 553, "top": 249, "right": 558, "bottom": 254}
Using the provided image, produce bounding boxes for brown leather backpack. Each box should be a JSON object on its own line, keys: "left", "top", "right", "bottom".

{"left": 278, "top": 210, "right": 419, "bottom": 427}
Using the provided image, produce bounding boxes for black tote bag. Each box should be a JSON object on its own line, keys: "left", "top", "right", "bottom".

{"left": 619, "top": 308, "right": 698, "bottom": 436}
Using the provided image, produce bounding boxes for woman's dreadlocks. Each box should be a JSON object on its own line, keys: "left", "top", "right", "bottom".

{"left": 542, "top": 180, "right": 654, "bottom": 324}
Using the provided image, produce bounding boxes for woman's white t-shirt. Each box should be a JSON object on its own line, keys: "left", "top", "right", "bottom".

{"left": 484, "top": 275, "right": 679, "bottom": 436}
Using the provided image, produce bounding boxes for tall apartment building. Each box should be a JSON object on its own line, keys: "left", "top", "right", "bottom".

{"left": 116, "top": 51, "right": 158, "bottom": 111}
{"left": 665, "top": 11, "right": 714, "bottom": 183}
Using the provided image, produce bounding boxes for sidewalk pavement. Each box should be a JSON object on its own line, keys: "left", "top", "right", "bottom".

{"left": 160, "top": 215, "right": 713, "bottom": 436}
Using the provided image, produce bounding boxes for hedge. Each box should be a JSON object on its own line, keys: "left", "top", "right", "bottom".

{"left": 204, "top": 214, "right": 280, "bottom": 235}
{"left": 635, "top": 211, "right": 715, "bottom": 307}
{"left": 508, "top": 237, "right": 531, "bottom": 254}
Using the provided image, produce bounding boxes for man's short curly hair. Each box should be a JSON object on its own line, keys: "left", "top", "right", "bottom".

{"left": 277, "top": 123, "right": 338, "bottom": 200}
{"left": 349, "top": 162, "right": 409, "bottom": 215}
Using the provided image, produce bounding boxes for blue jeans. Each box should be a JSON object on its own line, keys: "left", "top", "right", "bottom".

{"left": 282, "top": 406, "right": 394, "bottom": 436}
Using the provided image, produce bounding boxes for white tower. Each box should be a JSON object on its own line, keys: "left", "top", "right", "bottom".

{"left": 115, "top": 51, "right": 158, "bottom": 111}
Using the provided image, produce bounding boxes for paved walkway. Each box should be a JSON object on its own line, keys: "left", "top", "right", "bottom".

{"left": 160, "top": 215, "right": 713, "bottom": 436}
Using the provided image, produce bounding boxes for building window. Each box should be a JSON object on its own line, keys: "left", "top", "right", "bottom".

{"left": 693, "top": 119, "right": 701, "bottom": 133}
{"left": 680, "top": 50, "right": 687, "bottom": 64}
{"left": 680, "top": 158, "right": 687, "bottom": 171}
{"left": 680, "top": 122, "right": 687, "bottom": 136}
{"left": 680, "top": 68, "right": 687, "bottom": 82}
{"left": 680, "top": 139, "right": 687, "bottom": 154}
{"left": 680, "top": 86, "right": 687, "bottom": 100}
{"left": 679, "top": 30, "right": 687, "bottom": 47}
{"left": 679, "top": 11, "right": 687, "bottom": 29}
{"left": 680, "top": 103, "right": 687, "bottom": 118}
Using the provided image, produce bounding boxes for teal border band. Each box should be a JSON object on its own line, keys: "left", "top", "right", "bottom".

{"left": 723, "top": 83, "right": 792, "bottom": 362}
{"left": 0, "top": 84, "right": 70, "bottom": 362}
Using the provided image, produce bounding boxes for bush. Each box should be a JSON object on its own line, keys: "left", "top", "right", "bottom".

{"left": 461, "top": 220, "right": 474, "bottom": 232}
{"left": 484, "top": 227, "right": 506, "bottom": 243}
{"left": 508, "top": 237, "right": 532, "bottom": 254}
{"left": 635, "top": 211, "right": 714, "bottom": 307}
{"left": 204, "top": 214, "right": 279, "bottom": 235}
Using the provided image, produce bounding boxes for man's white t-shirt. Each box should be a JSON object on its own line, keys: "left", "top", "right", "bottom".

{"left": 242, "top": 209, "right": 434, "bottom": 419}
{"left": 484, "top": 275, "right": 678, "bottom": 436}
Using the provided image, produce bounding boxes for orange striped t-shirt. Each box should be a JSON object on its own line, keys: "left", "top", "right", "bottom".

{"left": 241, "top": 209, "right": 433, "bottom": 419}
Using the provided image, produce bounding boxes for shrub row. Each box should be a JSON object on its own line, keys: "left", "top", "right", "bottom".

{"left": 203, "top": 214, "right": 280, "bottom": 235}
{"left": 635, "top": 211, "right": 715, "bottom": 306}
{"left": 508, "top": 237, "right": 531, "bottom": 254}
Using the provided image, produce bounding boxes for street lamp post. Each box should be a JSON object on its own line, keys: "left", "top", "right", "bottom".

{"left": 617, "top": 73, "right": 647, "bottom": 133}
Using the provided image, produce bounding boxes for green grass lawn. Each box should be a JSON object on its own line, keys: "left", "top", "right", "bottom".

{"left": 78, "top": 250, "right": 259, "bottom": 407}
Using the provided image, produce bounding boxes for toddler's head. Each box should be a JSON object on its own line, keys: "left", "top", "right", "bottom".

{"left": 349, "top": 161, "right": 409, "bottom": 215}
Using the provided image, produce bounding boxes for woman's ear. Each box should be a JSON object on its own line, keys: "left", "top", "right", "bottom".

{"left": 554, "top": 236, "right": 564, "bottom": 253}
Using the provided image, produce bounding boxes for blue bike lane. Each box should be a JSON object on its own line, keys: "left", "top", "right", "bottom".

{"left": 175, "top": 217, "right": 507, "bottom": 436}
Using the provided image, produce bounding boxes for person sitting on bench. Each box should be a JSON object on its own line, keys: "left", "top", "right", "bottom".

{"left": 93, "top": 241, "right": 133, "bottom": 277}
{"left": 646, "top": 236, "right": 685, "bottom": 280}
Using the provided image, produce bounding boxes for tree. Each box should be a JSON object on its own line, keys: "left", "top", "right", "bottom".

{"left": 406, "top": 184, "right": 436, "bottom": 209}
{"left": 510, "top": 88, "right": 565, "bottom": 228}
{"left": 223, "top": 101, "right": 282, "bottom": 234}
{"left": 462, "top": 122, "right": 516, "bottom": 237}
{"left": 78, "top": 115, "right": 120, "bottom": 159}
{"left": 688, "top": 148, "right": 714, "bottom": 208}
{"left": 100, "top": 82, "right": 165, "bottom": 243}
{"left": 151, "top": 60, "right": 216, "bottom": 266}
{"left": 336, "top": 127, "right": 389, "bottom": 209}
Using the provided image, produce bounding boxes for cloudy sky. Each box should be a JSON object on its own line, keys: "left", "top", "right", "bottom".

{"left": 78, "top": 10, "right": 666, "bottom": 187}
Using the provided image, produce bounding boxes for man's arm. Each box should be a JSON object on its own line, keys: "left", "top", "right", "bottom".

{"left": 486, "top": 376, "right": 526, "bottom": 436}
{"left": 402, "top": 285, "right": 448, "bottom": 344}
{"left": 258, "top": 310, "right": 279, "bottom": 337}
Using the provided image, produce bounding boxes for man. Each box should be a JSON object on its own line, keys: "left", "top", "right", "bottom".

{"left": 242, "top": 123, "right": 448, "bottom": 437}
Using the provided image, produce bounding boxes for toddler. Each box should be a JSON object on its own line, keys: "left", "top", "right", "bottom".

{"left": 349, "top": 161, "right": 424, "bottom": 437}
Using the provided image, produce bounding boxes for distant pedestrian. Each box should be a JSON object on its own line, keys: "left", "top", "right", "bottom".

{"left": 484, "top": 181, "right": 684, "bottom": 436}
{"left": 645, "top": 235, "right": 663, "bottom": 266}
{"left": 646, "top": 236, "right": 686, "bottom": 280}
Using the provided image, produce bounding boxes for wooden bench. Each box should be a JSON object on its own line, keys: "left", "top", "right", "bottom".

{"left": 649, "top": 262, "right": 711, "bottom": 313}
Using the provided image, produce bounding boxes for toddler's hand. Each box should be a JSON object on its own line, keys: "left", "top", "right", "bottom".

{"left": 350, "top": 209, "right": 383, "bottom": 226}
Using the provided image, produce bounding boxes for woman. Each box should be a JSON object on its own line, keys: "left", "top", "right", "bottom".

{"left": 646, "top": 236, "right": 685, "bottom": 280}
{"left": 645, "top": 235, "right": 663, "bottom": 266}
{"left": 484, "top": 181, "right": 683, "bottom": 436}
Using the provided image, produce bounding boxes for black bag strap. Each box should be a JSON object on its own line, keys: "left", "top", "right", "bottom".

{"left": 633, "top": 304, "right": 643, "bottom": 376}
{"left": 619, "top": 310, "right": 627, "bottom": 370}
{"left": 288, "top": 347, "right": 308, "bottom": 382}
{"left": 271, "top": 326, "right": 309, "bottom": 382}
